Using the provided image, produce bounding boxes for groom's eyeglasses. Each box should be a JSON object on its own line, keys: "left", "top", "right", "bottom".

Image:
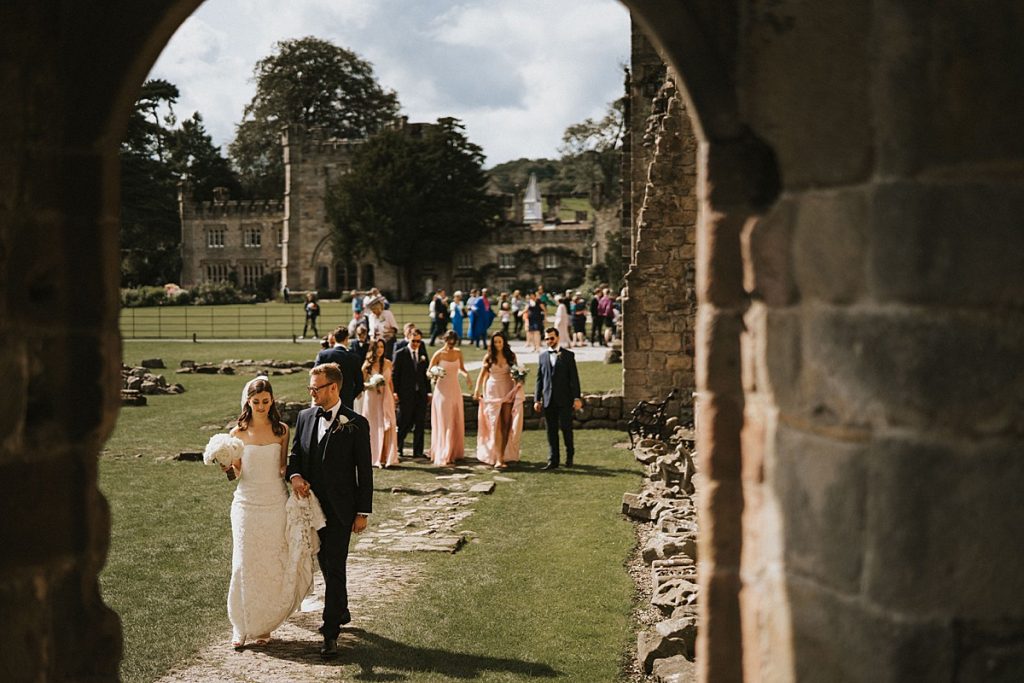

{"left": 308, "top": 382, "right": 335, "bottom": 394}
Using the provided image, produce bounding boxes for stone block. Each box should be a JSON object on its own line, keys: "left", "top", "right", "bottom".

{"left": 652, "top": 655, "right": 697, "bottom": 683}
{"left": 863, "top": 437, "right": 1024, "bottom": 619}
{"left": 773, "top": 424, "right": 867, "bottom": 593}
{"left": 642, "top": 532, "right": 697, "bottom": 563}
{"left": 801, "top": 306, "right": 1024, "bottom": 435}
{"left": 786, "top": 575, "right": 954, "bottom": 682}
{"left": 622, "top": 492, "right": 659, "bottom": 521}
{"left": 638, "top": 615, "right": 698, "bottom": 673}
{"left": 140, "top": 358, "right": 165, "bottom": 369}
{"left": 867, "top": 181, "right": 1024, "bottom": 307}
{"left": 695, "top": 308, "right": 743, "bottom": 396}
{"left": 696, "top": 210, "right": 746, "bottom": 308}
{"left": 739, "top": 3, "right": 872, "bottom": 189}
{"left": 792, "top": 187, "right": 869, "bottom": 304}
{"left": 694, "top": 394, "right": 742, "bottom": 481}
{"left": 652, "top": 578, "right": 699, "bottom": 615}
{"left": 743, "top": 197, "right": 798, "bottom": 306}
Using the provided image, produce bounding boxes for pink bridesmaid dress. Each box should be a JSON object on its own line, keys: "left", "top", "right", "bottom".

{"left": 364, "top": 364, "right": 399, "bottom": 467}
{"left": 475, "top": 363, "right": 524, "bottom": 466}
{"left": 429, "top": 359, "right": 464, "bottom": 466}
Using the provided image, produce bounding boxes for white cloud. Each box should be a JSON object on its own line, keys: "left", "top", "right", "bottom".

{"left": 148, "top": 0, "right": 630, "bottom": 164}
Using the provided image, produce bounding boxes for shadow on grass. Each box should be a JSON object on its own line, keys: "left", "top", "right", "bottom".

{"left": 262, "top": 627, "right": 560, "bottom": 680}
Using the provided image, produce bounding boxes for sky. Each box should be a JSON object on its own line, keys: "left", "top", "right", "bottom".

{"left": 149, "top": 0, "right": 631, "bottom": 168}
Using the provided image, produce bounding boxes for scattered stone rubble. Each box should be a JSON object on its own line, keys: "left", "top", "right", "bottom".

{"left": 175, "top": 358, "right": 315, "bottom": 376}
{"left": 121, "top": 362, "right": 186, "bottom": 405}
{"left": 623, "top": 427, "right": 700, "bottom": 682}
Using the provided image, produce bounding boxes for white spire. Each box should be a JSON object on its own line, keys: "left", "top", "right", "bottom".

{"left": 523, "top": 173, "right": 543, "bottom": 223}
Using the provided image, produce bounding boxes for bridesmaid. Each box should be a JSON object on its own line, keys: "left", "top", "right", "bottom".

{"left": 362, "top": 339, "right": 399, "bottom": 468}
{"left": 473, "top": 332, "right": 524, "bottom": 469}
{"left": 428, "top": 330, "right": 470, "bottom": 466}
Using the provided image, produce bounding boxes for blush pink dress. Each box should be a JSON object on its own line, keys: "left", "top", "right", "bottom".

{"left": 429, "top": 358, "right": 465, "bottom": 466}
{"left": 363, "top": 364, "right": 399, "bottom": 467}
{"left": 475, "top": 363, "right": 524, "bottom": 465}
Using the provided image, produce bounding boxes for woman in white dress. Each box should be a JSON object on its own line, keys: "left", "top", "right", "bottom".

{"left": 224, "top": 377, "right": 298, "bottom": 649}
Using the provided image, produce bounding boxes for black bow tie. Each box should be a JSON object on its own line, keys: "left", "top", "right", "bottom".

{"left": 316, "top": 408, "right": 332, "bottom": 421}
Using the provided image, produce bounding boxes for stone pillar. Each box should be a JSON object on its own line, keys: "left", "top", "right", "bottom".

{"left": 622, "top": 76, "right": 698, "bottom": 421}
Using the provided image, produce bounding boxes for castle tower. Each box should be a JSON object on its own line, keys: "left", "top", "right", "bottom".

{"left": 523, "top": 173, "right": 543, "bottom": 223}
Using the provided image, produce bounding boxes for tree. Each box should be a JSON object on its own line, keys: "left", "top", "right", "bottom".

{"left": 121, "top": 80, "right": 241, "bottom": 285}
{"left": 558, "top": 98, "right": 624, "bottom": 207}
{"left": 327, "top": 118, "right": 502, "bottom": 298}
{"left": 230, "top": 36, "right": 401, "bottom": 198}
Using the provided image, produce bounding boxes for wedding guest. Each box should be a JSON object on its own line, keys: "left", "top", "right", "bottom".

{"left": 553, "top": 294, "right": 571, "bottom": 346}
{"left": 314, "top": 326, "right": 363, "bottom": 411}
{"left": 347, "top": 309, "right": 369, "bottom": 339}
{"left": 287, "top": 363, "right": 373, "bottom": 659}
{"left": 466, "top": 288, "right": 481, "bottom": 347}
{"left": 350, "top": 289, "right": 363, "bottom": 316}
{"left": 589, "top": 290, "right": 602, "bottom": 346}
{"left": 366, "top": 295, "right": 398, "bottom": 357}
{"left": 429, "top": 289, "right": 449, "bottom": 345}
{"left": 227, "top": 377, "right": 301, "bottom": 649}
{"left": 498, "top": 292, "right": 512, "bottom": 338}
{"left": 449, "top": 291, "right": 466, "bottom": 343}
{"left": 596, "top": 288, "right": 614, "bottom": 347}
{"left": 510, "top": 289, "right": 525, "bottom": 339}
{"left": 476, "top": 287, "right": 495, "bottom": 347}
{"left": 392, "top": 327, "right": 430, "bottom": 459}
{"left": 302, "top": 292, "right": 320, "bottom": 339}
{"left": 572, "top": 293, "right": 588, "bottom": 347}
{"left": 350, "top": 324, "right": 370, "bottom": 363}
{"left": 534, "top": 328, "right": 582, "bottom": 470}
{"left": 361, "top": 339, "right": 398, "bottom": 468}
{"left": 428, "top": 330, "right": 469, "bottom": 466}
{"left": 473, "top": 332, "right": 523, "bottom": 469}
{"left": 392, "top": 322, "right": 418, "bottom": 357}
{"left": 524, "top": 292, "right": 546, "bottom": 352}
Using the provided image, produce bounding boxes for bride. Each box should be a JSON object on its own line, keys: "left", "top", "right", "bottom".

{"left": 224, "top": 377, "right": 311, "bottom": 649}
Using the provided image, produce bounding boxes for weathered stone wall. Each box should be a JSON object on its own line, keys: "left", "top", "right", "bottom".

{"left": 178, "top": 189, "right": 284, "bottom": 287}
{"left": 622, "top": 25, "right": 698, "bottom": 423}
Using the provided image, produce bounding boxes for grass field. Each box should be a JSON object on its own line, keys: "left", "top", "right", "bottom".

{"left": 102, "top": 339, "right": 642, "bottom": 682}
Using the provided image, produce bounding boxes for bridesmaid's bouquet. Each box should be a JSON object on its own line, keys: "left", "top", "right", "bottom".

{"left": 428, "top": 365, "right": 446, "bottom": 387}
{"left": 367, "top": 373, "right": 386, "bottom": 392}
{"left": 203, "top": 433, "right": 244, "bottom": 481}
{"left": 510, "top": 365, "right": 530, "bottom": 383}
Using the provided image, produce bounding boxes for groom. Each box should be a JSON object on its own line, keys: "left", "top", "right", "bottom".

{"left": 287, "top": 362, "right": 373, "bottom": 658}
{"left": 533, "top": 327, "right": 582, "bottom": 469}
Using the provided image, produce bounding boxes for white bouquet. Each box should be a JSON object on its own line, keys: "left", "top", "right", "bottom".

{"left": 367, "top": 373, "right": 386, "bottom": 392}
{"left": 510, "top": 364, "right": 530, "bottom": 383}
{"left": 428, "top": 365, "right": 447, "bottom": 385}
{"left": 203, "top": 433, "right": 244, "bottom": 481}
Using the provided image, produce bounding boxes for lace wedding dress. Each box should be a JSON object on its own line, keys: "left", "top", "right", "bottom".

{"left": 228, "top": 443, "right": 321, "bottom": 642}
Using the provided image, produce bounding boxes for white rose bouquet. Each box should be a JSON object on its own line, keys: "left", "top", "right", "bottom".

{"left": 203, "top": 433, "right": 244, "bottom": 481}
{"left": 366, "top": 373, "right": 386, "bottom": 392}
{"left": 510, "top": 364, "right": 530, "bottom": 383}
{"left": 428, "top": 365, "right": 447, "bottom": 386}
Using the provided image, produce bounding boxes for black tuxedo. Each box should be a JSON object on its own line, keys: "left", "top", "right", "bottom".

{"left": 315, "top": 346, "right": 364, "bottom": 409}
{"left": 534, "top": 347, "right": 582, "bottom": 466}
{"left": 392, "top": 343, "right": 430, "bottom": 457}
{"left": 286, "top": 403, "right": 372, "bottom": 638}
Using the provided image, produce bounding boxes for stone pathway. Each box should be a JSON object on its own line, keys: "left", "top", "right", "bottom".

{"left": 156, "top": 461, "right": 509, "bottom": 683}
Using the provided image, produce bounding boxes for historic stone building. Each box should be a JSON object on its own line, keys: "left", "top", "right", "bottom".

{"left": 178, "top": 127, "right": 608, "bottom": 299}
{"left": 3, "top": 3, "right": 1023, "bottom": 682}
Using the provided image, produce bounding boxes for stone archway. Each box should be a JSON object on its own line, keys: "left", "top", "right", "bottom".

{"left": 3, "top": 3, "right": 1024, "bottom": 683}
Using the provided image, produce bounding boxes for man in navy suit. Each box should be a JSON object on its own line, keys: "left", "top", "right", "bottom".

{"left": 315, "top": 326, "right": 363, "bottom": 410}
{"left": 287, "top": 363, "right": 373, "bottom": 658}
{"left": 392, "top": 327, "right": 431, "bottom": 458}
{"left": 533, "top": 327, "right": 582, "bottom": 470}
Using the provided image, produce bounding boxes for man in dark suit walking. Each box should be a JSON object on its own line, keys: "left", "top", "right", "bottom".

{"left": 315, "top": 326, "right": 364, "bottom": 410}
{"left": 287, "top": 363, "right": 373, "bottom": 658}
{"left": 392, "top": 328, "right": 431, "bottom": 458}
{"left": 533, "top": 327, "right": 582, "bottom": 469}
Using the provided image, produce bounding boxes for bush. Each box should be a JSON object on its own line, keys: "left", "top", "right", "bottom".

{"left": 190, "top": 281, "right": 249, "bottom": 305}
{"left": 120, "top": 286, "right": 192, "bottom": 308}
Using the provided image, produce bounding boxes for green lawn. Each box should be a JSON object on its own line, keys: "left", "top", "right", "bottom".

{"left": 102, "top": 341, "right": 640, "bottom": 681}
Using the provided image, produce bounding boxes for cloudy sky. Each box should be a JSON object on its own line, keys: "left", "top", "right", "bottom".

{"left": 149, "top": 0, "right": 631, "bottom": 167}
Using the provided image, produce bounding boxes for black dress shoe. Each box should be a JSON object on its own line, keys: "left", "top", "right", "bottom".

{"left": 320, "top": 637, "right": 338, "bottom": 659}
{"left": 541, "top": 462, "right": 559, "bottom": 470}
{"left": 565, "top": 460, "right": 574, "bottom": 467}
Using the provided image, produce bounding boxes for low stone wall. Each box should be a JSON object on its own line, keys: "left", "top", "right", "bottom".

{"left": 460, "top": 393, "right": 629, "bottom": 431}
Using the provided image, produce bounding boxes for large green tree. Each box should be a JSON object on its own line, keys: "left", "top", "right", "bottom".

{"left": 558, "top": 98, "right": 624, "bottom": 207}
{"left": 327, "top": 118, "right": 501, "bottom": 298}
{"left": 121, "top": 79, "right": 241, "bottom": 286}
{"left": 230, "top": 36, "right": 401, "bottom": 198}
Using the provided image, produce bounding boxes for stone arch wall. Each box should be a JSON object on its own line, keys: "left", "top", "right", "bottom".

{"left": 2, "top": 3, "right": 1023, "bottom": 683}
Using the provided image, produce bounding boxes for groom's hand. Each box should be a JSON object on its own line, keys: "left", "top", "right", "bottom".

{"left": 352, "top": 514, "right": 368, "bottom": 534}
{"left": 290, "top": 475, "right": 310, "bottom": 498}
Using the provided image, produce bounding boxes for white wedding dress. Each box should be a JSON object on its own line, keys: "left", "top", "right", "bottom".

{"left": 228, "top": 443, "right": 323, "bottom": 642}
